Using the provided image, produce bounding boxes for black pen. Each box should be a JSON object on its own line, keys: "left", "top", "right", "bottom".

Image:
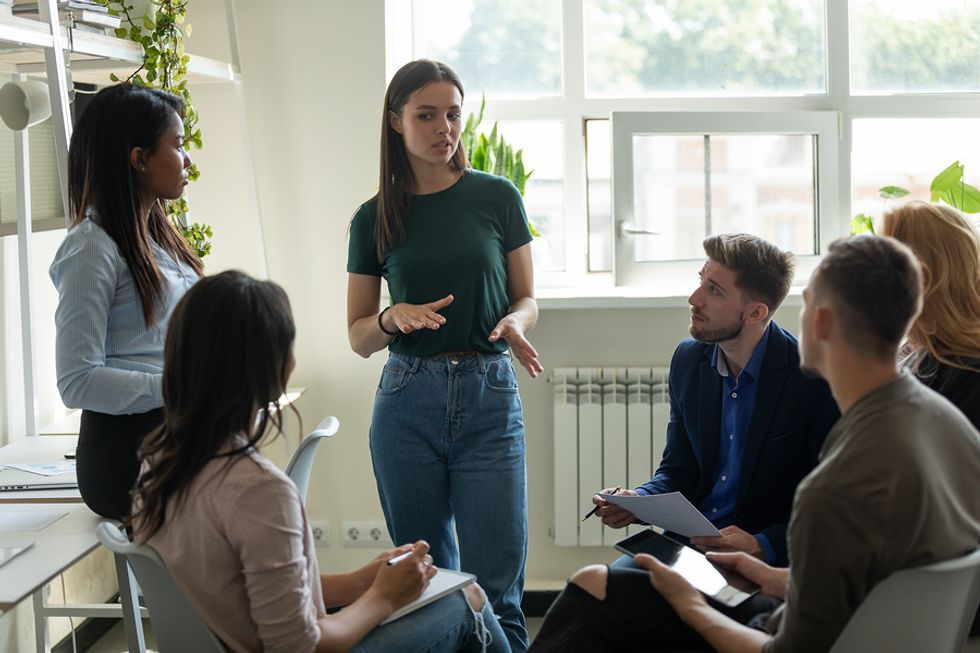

{"left": 582, "top": 486, "right": 621, "bottom": 521}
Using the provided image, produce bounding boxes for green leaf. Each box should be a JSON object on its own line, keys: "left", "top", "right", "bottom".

{"left": 471, "top": 133, "right": 490, "bottom": 171}
{"left": 930, "top": 161, "right": 964, "bottom": 200}
{"left": 109, "top": 72, "right": 120, "bottom": 82}
{"left": 488, "top": 122, "right": 498, "bottom": 149}
{"left": 114, "top": 27, "right": 127, "bottom": 37}
{"left": 850, "top": 213, "right": 876, "bottom": 235}
{"left": 493, "top": 136, "right": 506, "bottom": 176}
{"left": 143, "top": 14, "right": 155, "bottom": 30}
{"left": 528, "top": 220, "right": 541, "bottom": 238}
{"left": 878, "top": 185, "right": 910, "bottom": 199}
{"left": 938, "top": 181, "right": 980, "bottom": 213}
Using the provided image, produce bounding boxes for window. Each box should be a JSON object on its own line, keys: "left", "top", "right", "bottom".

{"left": 388, "top": 1, "right": 980, "bottom": 295}
{"left": 612, "top": 112, "right": 835, "bottom": 286}
{"left": 584, "top": 0, "right": 826, "bottom": 97}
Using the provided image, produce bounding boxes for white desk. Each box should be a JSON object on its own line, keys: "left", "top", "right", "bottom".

{"left": 0, "top": 435, "right": 80, "bottom": 504}
{"left": 0, "top": 503, "right": 100, "bottom": 612}
{"left": 0, "top": 437, "right": 145, "bottom": 653}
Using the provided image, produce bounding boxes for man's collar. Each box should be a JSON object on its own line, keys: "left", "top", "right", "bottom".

{"left": 711, "top": 321, "right": 773, "bottom": 381}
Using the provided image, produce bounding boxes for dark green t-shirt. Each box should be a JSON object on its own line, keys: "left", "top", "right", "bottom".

{"left": 347, "top": 170, "right": 532, "bottom": 358}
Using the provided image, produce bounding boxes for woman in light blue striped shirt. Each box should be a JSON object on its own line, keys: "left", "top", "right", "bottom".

{"left": 49, "top": 83, "right": 203, "bottom": 519}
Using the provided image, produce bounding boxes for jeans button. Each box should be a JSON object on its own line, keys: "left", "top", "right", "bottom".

{"left": 450, "top": 358, "right": 459, "bottom": 365}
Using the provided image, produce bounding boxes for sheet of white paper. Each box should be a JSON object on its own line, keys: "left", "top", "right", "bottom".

{"left": 601, "top": 491, "right": 721, "bottom": 538}
{"left": 0, "top": 511, "right": 67, "bottom": 532}
{"left": 4, "top": 462, "right": 76, "bottom": 477}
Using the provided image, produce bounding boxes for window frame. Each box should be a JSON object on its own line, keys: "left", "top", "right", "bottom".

{"left": 386, "top": 0, "right": 980, "bottom": 298}
{"left": 611, "top": 111, "right": 839, "bottom": 288}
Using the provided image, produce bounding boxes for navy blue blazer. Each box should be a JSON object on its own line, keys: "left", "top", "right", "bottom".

{"left": 637, "top": 322, "right": 840, "bottom": 565}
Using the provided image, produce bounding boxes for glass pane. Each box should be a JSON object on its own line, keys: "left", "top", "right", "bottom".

{"left": 850, "top": 0, "right": 980, "bottom": 94}
{"left": 411, "top": 0, "right": 562, "bottom": 98}
{"left": 632, "top": 134, "right": 706, "bottom": 261}
{"left": 631, "top": 133, "right": 816, "bottom": 262}
{"left": 586, "top": 120, "right": 612, "bottom": 272}
{"left": 492, "top": 121, "right": 564, "bottom": 271}
{"left": 584, "top": 0, "right": 826, "bottom": 97}
{"left": 852, "top": 119, "right": 980, "bottom": 227}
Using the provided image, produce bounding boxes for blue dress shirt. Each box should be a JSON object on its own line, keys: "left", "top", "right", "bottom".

{"left": 49, "top": 216, "right": 198, "bottom": 415}
{"left": 698, "top": 322, "right": 778, "bottom": 562}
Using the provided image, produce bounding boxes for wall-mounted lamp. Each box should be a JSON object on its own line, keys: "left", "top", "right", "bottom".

{"left": 0, "top": 80, "right": 52, "bottom": 131}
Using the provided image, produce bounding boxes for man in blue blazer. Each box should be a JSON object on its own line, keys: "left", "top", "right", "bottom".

{"left": 595, "top": 234, "right": 840, "bottom": 565}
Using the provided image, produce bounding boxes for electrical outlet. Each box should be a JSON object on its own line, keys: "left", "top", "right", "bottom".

{"left": 342, "top": 520, "right": 392, "bottom": 547}
{"left": 310, "top": 520, "right": 330, "bottom": 547}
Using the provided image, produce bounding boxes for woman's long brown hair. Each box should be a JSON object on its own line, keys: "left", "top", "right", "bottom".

{"left": 374, "top": 59, "right": 469, "bottom": 260}
{"left": 68, "top": 83, "right": 203, "bottom": 326}
{"left": 131, "top": 271, "right": 297, "bottom": 540}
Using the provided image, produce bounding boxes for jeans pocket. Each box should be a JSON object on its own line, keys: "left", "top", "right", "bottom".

{"left": 484, "top": 358, "right": 518, "bottom": 393}
{"left": 378, "top": 360, "right": 411, "bottom": 395}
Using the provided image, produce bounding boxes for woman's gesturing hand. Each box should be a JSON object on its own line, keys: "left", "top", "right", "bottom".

{"left": 385, "top": 295, "right": 454, "bottom": 335}
{"left": 489, "top": 313, "right": 543, "bottom": 378}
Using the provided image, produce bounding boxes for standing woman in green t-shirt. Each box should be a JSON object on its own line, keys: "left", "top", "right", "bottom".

{"left": 346, "top": 59, "right": 542, "bottom": 653}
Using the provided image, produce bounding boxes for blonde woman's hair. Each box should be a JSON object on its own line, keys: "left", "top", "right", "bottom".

{"left": 881, "top": 201, "right": 980, "bottom": 372}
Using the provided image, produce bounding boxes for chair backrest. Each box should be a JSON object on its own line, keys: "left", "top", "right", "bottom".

{"left": 285, "top": 416, "right": 339, "bottom": 504}
{"left": 96, "top": 521, "right": 226, "bottom": 653}
{"left": 829, "top": 548, "right": 980, "bottom": 653}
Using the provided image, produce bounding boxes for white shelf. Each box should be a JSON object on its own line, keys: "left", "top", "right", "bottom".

{"left": 0, "top": 14, "right": 238, "bottom": 83}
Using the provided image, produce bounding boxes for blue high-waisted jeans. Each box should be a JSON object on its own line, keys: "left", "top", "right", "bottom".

{"left": 370, "top": 352, "right": 529, "bottom": 653}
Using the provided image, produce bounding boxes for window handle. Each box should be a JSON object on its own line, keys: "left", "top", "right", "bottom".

{"left": 619, "top": 223, "right": 659, "bottom": 236}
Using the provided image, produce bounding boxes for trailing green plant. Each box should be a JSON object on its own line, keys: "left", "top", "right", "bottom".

{"left": 851, "top": 161, "right": 980, "bottom": 235}
{"left": 95, "top": 0, "right": 213, "bottom": 259}
{"left": 462, "top": 96, "right": 540, "bottom": 236}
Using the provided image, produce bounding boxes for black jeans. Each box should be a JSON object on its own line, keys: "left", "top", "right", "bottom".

{"left": 528, "top": 566, "right": 780, "bottom": 653}
{"left": 76, "top": 408, "right": 164, "bottom": 519}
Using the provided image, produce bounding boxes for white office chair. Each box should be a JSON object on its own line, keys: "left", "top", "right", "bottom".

{"left": 96, "top": 521, "right": 226, "bottom": 653}
{"left": 829, "top": 548, "right": 980, "bottom": 653}
{"left": 285, "top": 415, "right": 339, "bottom": 505}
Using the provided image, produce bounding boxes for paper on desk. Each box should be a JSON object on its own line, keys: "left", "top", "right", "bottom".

{"left": 600, "top": 491, "right": 721, "bottom": 538}
{"left": 0, "top": 511, "right": 67, "bottom": 532}
{"left": 4, "top": 462, "right": 76, "bottom": 477}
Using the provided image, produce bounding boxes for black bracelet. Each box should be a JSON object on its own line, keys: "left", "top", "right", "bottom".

{"left": 378, "top": 306, "right": 399, "bottom": 337}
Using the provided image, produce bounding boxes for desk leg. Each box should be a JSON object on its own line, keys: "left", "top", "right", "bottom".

{"left": 114, "top": 553, "right": 146, "bottom": 653}
{"left": 32, "top": 586, "right": 49, "bottom": 653}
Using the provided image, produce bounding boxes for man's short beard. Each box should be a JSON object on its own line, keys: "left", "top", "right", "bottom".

{"left": 689, "top": 313, "right": 745, "bottom": 344}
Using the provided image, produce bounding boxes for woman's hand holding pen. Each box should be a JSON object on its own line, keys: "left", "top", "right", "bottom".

{"left": 385, "top": 295, "right": 454, "bottom": 335}
{"left": 368, "top": 540, "right": 436, "bottom": 613}
{"left": 588, "top": 486, "right": 639, "bottom": 529}
{"left": 489, "top": 313, "right": 543, "bottom": 378}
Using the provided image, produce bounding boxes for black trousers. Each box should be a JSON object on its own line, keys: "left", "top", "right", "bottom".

{"left": 528, "top": 566, "right": 779, "bottom": 653}
{"left": 76, "top": 408, "right": 164, "bottom": 519}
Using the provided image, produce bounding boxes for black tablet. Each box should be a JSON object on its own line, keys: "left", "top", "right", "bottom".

{"left": 615, "top": 529, "right": 760, "bottom": 607}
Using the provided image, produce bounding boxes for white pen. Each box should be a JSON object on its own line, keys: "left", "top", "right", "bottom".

{"left": 387, "top": 550, "right": 415, "bottom": 566}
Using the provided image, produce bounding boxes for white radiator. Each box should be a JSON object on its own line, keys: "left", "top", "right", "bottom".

{"left": 553, "top": 367, "right": 670, "bottom": 546}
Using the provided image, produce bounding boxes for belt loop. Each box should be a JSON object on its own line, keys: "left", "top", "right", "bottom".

{"left": 409, "top": 356, "right": 421, "bottom": 373}
{"left": 476, "top": 352, "right": 487, "bottom": 373}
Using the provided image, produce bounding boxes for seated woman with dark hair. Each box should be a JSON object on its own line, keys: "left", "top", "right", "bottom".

{"left": 130, "top": 270, "right": 510, "bottom": 653}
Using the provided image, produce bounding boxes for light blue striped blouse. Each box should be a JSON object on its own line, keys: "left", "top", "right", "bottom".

{"left": 49, "top": 216, "right": 198, "bottom": 415}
